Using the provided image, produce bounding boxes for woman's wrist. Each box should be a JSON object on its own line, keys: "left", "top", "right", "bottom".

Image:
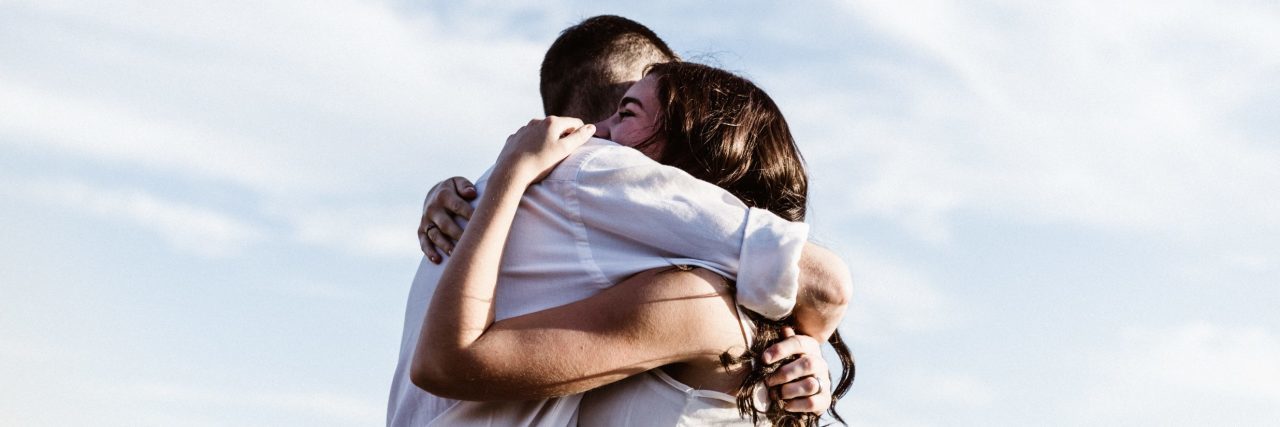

{"left": 491, "top": 160, "right": 539, "bottom": 188}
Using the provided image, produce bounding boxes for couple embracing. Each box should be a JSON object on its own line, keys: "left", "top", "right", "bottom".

{"left": 388, "top": 15, "right": 855, "bottom": 426}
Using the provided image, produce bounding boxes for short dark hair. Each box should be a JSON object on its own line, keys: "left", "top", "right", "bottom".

{"left": 540, "top": 15, "right": 678, "bottom": 123}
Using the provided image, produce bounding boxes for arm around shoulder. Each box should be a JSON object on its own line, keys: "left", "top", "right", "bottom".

{"left": 412, "top": 267, "right": 745, "bottom": 401}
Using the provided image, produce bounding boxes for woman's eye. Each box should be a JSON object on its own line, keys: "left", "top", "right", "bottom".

{"left": 618, "top": 109, "right": 635, "bottom": 118}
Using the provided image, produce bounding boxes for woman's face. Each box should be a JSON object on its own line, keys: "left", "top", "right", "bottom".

{"left": 593, "top": 74, "right": 665, "bottom": 159}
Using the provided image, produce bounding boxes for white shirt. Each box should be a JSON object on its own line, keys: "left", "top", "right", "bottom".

{"left": 386, "top": 138, "right": 808, "bottom": 426}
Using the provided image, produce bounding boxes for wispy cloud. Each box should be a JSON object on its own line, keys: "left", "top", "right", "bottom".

{"left": 1075, "top": 322, "right": 1280, "bottom": 424}
{"left": 5, "top": 179, "right": 264, "bottom": 257}
{"left": 1, "top": 0, "right": 546, "bottom": 198}
{"left": 122, "top": 382, "right": 382, "bottom": 420}
{"left": 786, "top": 0, "right": 1280, "bottom": 242}
{"left": 276, "top": 203, "right": 421, "bottom": 260}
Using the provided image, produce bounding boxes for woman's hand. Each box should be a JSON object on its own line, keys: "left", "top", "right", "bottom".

{"left": 496, "top": 116, "right": 595, "bottom": 185}
{"left": 762, "top": 328, "right": 834, "bottom": 414}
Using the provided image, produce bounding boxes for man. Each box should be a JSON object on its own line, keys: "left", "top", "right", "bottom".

{"left": 391, "top": 15, "right": 850, "bottom": 426}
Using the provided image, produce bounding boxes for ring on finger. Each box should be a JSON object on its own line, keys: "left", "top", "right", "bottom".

{"left": 806, "top": 375, "right": 823, "bottom": 396}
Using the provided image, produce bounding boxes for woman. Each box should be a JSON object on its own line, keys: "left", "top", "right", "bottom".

{"left": 413, "top": 62, "right": 853, "bottom": 425}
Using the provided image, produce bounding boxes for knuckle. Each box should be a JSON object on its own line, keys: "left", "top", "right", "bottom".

{"left": 802, "top": 377, "right": 820, "bottom": 394}
{"left": 449, "top": 198, "right": 469, "bottom": 212}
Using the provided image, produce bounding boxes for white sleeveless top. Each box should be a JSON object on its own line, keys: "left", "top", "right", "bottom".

{"left": 577, "top": 306, "right": 767, "bottom": 426}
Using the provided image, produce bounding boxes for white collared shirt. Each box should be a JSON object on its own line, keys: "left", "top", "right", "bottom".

{"left": 387, "top": 138, "right": 808, "bottom": 426}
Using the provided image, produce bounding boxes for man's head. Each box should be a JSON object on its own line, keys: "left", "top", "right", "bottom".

{"left": 540, "top": 15, "right": 678, "bottom": 123}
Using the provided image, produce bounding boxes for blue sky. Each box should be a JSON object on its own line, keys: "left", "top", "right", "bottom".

{"left": 2, "top": 0, "right": 1278, "bottom": 425}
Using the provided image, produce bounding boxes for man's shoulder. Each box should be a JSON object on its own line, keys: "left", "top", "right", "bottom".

{"left": 545, "top": 138, "right": 658, "bottom": 181}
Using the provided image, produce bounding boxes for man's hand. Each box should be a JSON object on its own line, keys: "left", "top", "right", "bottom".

{"left": 791, "top": 244, "right": 852, "bottom": 341}
{"left": 763, "top": 328, "right": 833, "bottom": 414}
{"left": 419, "top": 176, "right": 477, "bottom": 264}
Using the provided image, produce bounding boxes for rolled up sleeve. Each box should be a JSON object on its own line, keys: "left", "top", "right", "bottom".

{"left": 736, "top": 208, "right": 809, "bottom": 319}
{"left": 566, "top": 141, "right": 808, "bottom": 320}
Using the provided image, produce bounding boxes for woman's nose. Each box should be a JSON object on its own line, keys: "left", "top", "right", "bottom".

{"left": 592, "top": 118, "right": 611, "bottom": 139}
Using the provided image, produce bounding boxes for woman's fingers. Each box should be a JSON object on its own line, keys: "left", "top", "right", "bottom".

{"left": 763, "top": 328, "right": 834, "bottom": 414}
{"left": 764, "top": 332, "right": 825, "bottom": 387}
{"left": 778, "top": 375, "right": 821, "bottom": 399}
{"left": 767, "top": 352, "right": 827, "bottom": 387}
{"left": 761, "top": 331, "right": 819, "bottom": 365}
{"left": 558, "top": 121, "right": 595, "bottom": 151}
{"left": 781, "top": 383, "right": 832, "bottom": 414}
{"left": 501, "top": 116, "right": 594, "bottom": 183}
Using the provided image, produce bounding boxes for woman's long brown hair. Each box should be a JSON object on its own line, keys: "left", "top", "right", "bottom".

{"left": 640, "top": 61, "right": 855, "bottom": 426}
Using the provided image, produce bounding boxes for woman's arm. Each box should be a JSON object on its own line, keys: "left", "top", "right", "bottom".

{"left": 412, "top": 116, "right": 595, "bottom": 394}
{"left": 413, "top": 266, "right": 746, "bottom": 400}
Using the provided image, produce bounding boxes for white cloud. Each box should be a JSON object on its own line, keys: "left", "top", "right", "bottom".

{"left": 279, "top": 203, "right": 421, "bottom": 260}
{"left": 838, "top": 370, "right": 996, "bottom": 426}
{"left": 1076, "top": 322, "right": 1280, "bottom": 424}
{"left": 1, "top": 0, "right": 557, "bottom": 264}
{"left": 114, "top": 382, "right": 383, "bottom": 424}
{"left": 0, "top": 79, "right": 308, "bottom": 193}
{"left": 791, "top": 0, "right": 1280, "bottom": 242}
{"left": 1, "top": 0, "right": 545, "bottom": 198}
{"left": 5, "top": 179, "right": 264, "bottom": 257}
{"left": 910, "top": 371, "right": 995, "bottom": 408}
